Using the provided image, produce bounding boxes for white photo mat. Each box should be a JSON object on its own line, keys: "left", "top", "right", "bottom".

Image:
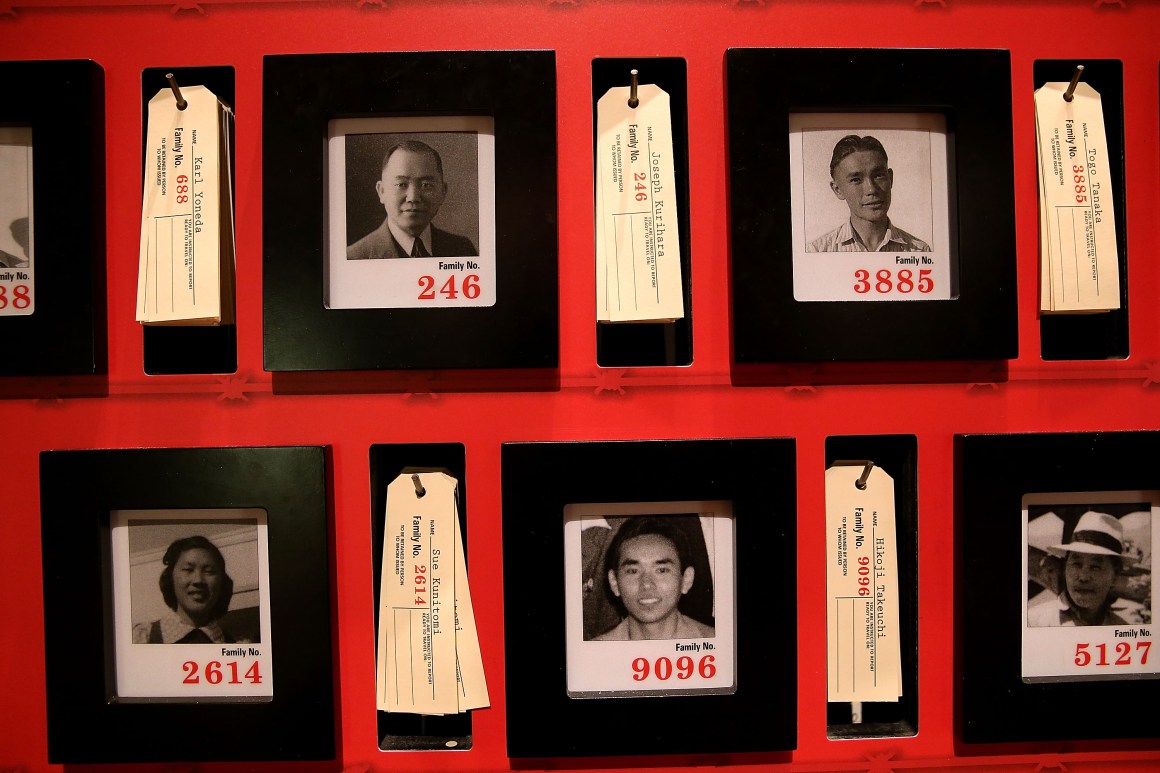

{"left": 788, "top": 112, "right": 952, "bottom": 302}
{"left": 564, "top": 501, "right": 736, "bottom": 698}
{"left": 325, "top": 116, "right": 496, "bottom": 310}
{"left": 109, "top": 508, "right": 274, "bottom": 701}
{"left": 1022, "top": 491, "right": 1157, "bottom": 683}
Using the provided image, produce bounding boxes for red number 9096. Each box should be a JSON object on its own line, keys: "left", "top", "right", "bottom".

{"left": 631, "top": 654, "right": 716, "bottom": 681}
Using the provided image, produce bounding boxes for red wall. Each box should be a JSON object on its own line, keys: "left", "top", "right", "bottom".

{"left": 3, "top": 0, "right": 1159, "bottom": 771}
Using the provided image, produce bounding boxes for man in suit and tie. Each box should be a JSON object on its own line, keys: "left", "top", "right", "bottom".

{"left": 347, "top": 140, "right": 478, "bottom": 260}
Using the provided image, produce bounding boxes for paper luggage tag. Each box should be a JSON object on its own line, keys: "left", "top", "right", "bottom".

{"left": 377, "top": 471, "right": 489, "bottom": 715}
{"left": 595, "top": 79, "right": 684, "bottom": 323}
{"left": 1034, "top": 80, "right": 1120, "bottom": 314}
{"left": 825, "top": 463, "right": 903, "bottom": 703}
{"left": 137, "top": 83, "right": 236, "bottom": 325}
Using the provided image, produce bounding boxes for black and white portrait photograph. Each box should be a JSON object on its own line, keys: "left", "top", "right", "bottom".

{"left": 564, "top": 501, "right": 735, "bottom": 698}
{"left": 0, "top": 126, "right": 34, "bottom": 316}
{"left": 788, "top": 113, "right": 952, "bottom": 302}
{"left": 326, "top": 116, "right": 495, "bottom": 310}
{"left": 581, "top": 514, "right": 715, "bottom": 642}
{"left": 110, "top": 509, "right": 274, "bottom": 700}
{"left": 1022, "top": 492, "right": 1158, "bottom": 683}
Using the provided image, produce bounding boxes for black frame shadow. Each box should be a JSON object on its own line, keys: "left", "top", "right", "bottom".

{"left": 263, "top": 50, "right": 558, "bottom": 392}
{"left": 956, "top": 431, "right": 1160, "bottom": 752}
{"left": 501, "top": 438, "right": 797, "bottom": 759}
{"left": 40, "top": 446, "right": 335, "bottom": 764}
{"left": 727, "top": 48, "right": 1017, "bottom": 385}
{"left": 0, "top": 59, "right": 106, "bottom": 393}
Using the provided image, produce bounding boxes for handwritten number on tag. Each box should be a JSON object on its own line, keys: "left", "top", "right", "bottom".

{"left": 0, "top": 285, "right": 31, "bottom": 310}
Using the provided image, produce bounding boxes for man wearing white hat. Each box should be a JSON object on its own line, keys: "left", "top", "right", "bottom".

{"left": 1028, "top": 511, "right": 1128, "bottom": 627}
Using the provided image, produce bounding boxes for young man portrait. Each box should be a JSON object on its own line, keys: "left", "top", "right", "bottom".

{"left": 594, "top": 516, "right": 716, "bottom": 641}
{"left": 807, "top": 134, "right": 932, "bottom": 254}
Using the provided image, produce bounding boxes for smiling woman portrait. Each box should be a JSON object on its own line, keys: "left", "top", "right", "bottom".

{"left": 133, "top": 535, "right": 238, "bottom": 644}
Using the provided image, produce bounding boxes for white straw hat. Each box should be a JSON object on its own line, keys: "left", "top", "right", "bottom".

{"left": 1052, "top": 511, "right": 1124, "bottom": 557}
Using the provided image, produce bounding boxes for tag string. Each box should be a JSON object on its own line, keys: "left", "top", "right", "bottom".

{"left": 411, "top": 473, "right": 426, "bottom": 498}
{"left": 165, "top": 72, "right": 188, "bottom": 111}
{"left": 628, "top": 69, "right": 639, "bottom": 109}
{"left": 1063, "top": 64, "right": 1085, "bottom": 103}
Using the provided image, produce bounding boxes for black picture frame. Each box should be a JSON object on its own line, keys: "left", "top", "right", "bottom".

{"left": 955, "top": 431, "right": 1160, "bottom": 750}
{"left": 0, "top": 59, "right": 106, "bottom": 386}
{"left": 501, "top": 438, "right": 797, "bottom": 759}
{"left": 1034, "top": 59, "right": 1129, "bottom": 361}
{"left": 39, "top": 446, "right": 335, "bottom": 764}
{"left": 726, "top": 48, "right": 1017, "bottom": 379}
{"left": 263, "top": 50, "right": 558, "bottom": 385}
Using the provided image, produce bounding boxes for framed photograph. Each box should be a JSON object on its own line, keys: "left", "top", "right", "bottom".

{"left": 789, "top": 113, "right": 952, "bottom": 302}
{"left": 39, "top": 446, "right": 334, "bottom": 764}
{"left": 326, "top": 116, "right": 495, "bottom": 309}
{"left": 109, "top": 509, "right": 273, "bottom": 700}
{"left": 0, "top": 59, "right": 105, "bottom": 381}
{"left": 0, "top": 126, "right": 33, "bottom": 311}
{"left": 501, "top": 438, "right": 796, "bottom": 759}
{"left": 1022, "top": 492, "right": 1156, "bottom": 683}
{"left": 263, "top": 51, "right": 557, "bottom": 376}
{"left": 957, "top": 432, "right": 1160, "bottom": 748}
{"left": 564, "top": 501, "right": 735, "bottom": 698}
{"left": 727, "top": 48, "right": 1017, "bottom": 370}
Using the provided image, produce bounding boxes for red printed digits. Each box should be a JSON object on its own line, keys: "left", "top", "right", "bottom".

{"left": 417, "top": 274, "right": 482, "bottom": 301}
{"left": 857, "top": 555, "right": 871, "bottom": 597}
{"left": 1074, "top": 640, "right": 1151, "bottom": 667}
{"left": 634, "top": 171, "right": 647, "bottom": 202}
{"left": 181, "top": 660, "right": 262, "bottom": 685}
{"left": 630, "top": 654, "right": 715, "bottom": 682}
{"left": 851, "top": 268, "right": 934, "bottom": 296}
{"left": 0, "top": 285, "right": 32, "bottom": 310}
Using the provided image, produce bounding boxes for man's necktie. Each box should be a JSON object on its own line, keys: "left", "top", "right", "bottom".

{"left": 411, "top": 239, "right": 430, "bottom": 258}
